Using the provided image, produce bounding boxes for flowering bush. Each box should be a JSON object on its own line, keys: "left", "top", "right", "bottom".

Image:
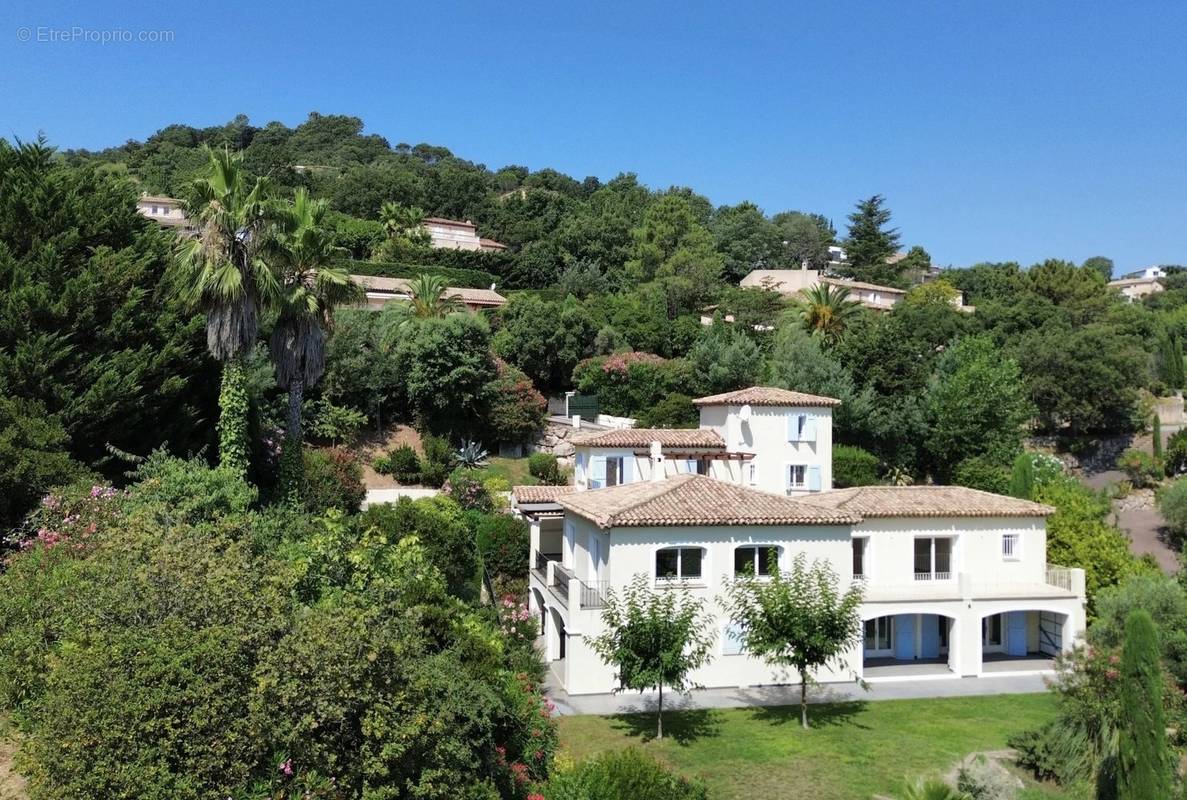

{"left": 445, "top": 468, "right": 494, "bottom": 512}
{"left": 496, "top": 671, "right": 559, "bottom": 799}
{"left": 487, "top": 359, "right": 547, "bottom": 445}
{"left": 572, "top": 352, "right": 694, "bottom": 417}
{"left": 499, "top": 594, "right": 538, "bottom": 642}
{"left": 9, "top": 484, "right": 121, "bottom": 555}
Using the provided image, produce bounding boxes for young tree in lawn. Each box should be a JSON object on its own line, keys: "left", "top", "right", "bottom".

{"left": 589, "top": 573, "right": 715, "bottom": 739}
{"left": 174, "top": 146, "right": 279, "bottom": 477}
{"left": 722, "top": 552, "right": 864, "bottom": 729}
{"left": 1116, "top": 609, "right": 1171, "bottom": 799}
{"left": 266, "top": 189, "right": 361, "bottom": 497}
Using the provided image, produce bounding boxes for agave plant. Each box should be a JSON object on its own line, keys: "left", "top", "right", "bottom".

{"left": 899, "top": 778, "right": 971, "bottom": 800}
{"left": 456, "top": 440, "right": 489, "bottom": 469}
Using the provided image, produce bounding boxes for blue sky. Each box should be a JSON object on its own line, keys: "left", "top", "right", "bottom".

{"left": 2, "top": 0, "right": 1185, "bottom": 270}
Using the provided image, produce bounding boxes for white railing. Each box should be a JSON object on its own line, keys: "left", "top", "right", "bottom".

{"left": 914, "top": 571, "right": 953, "bottom": 581}
{"left": 1045, "top": 566, "right": 1074, "bottom": 592}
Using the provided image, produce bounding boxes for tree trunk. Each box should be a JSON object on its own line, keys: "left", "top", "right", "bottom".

{"left": 657, "top": 684, "right": 664, "bottom": 740}
{"left": 279, "top": 378, "right": 305, "bottom": 502}
{"left": 800, "top": 670, "right": 809, "bottom": 729}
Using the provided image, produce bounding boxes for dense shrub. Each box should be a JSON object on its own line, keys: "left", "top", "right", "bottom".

{"left": 388, "top": 444, "right": 422, "bottom": 484}
{"left": 1118, "top": 448, "right": 1163, "bottom": 489}
{"left": 301, "top": 447, "right": 365, "bottom": 514}
{"left": 419, "top": 434, "right": 456, "bottom": 487}
{"left": 1164, "top": 428, "right": 1187, "bottom": 476}
{"left": 359, "top": 496, "right": 481, "bottom": 602}
{"left": 956, "top": 755, "right": 1021, "bottom": 800}
{"left": 952, "top": 456, "right": 1010, "bottom": 495}
{"left": 528, "top": 452, "right": 564, "bottom": 485}
{"left": 125, "top": 452, "right": 257, "bottom": 524}
{"left": 832, "top": 444, "right": 881, "bottom": 488}
{"left": 473, "top": 512, "right": 530, "bottom": 587}
{"left": 0, "top": 395, "right": 88, "bottom": 531}
{"left": 447, "top": 467, "right": 495, "bottom": 513}
{"left": 636, "top": 393, "right": 698, "bottom": 428}
{"left": 541, "top": 748, "right": 708, "bottom": 800}
{"left": 1159, "top": 477, "right": 1187, "bottom": 543}
{"left": 1092, "top": 574, "right": 1187, "bottom": 688}
{"left": 572, "top": 352, "right": 694, "bottom": 417}
{"left": 342, "top": 258, "right": 500, "bottom": 289}
{"left": 305, "top": 398, "right": 367, "bottom": 445}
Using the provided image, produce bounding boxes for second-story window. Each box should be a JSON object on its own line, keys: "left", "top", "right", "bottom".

{"left": 787, "top": 464, "right": 807, "bottom": 489}
{"left": 914, "top": 536, "right": 953, "bottom": 580}
{"left": 852, "top": 538, "right": 867, "bottom": 579}
{"left": 1001, "top": 533, "right": 1020, "bottom": 560}
{"left": 606, "top": 456, "right": 624, "bottom": 487}
{"left": 656, "top": 547, "right": 704, "bottom": 582}
{"left": 734, "top": 545, "right": 779, "bottom": 577}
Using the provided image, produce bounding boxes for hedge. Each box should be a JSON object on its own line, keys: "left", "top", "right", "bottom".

{"left": 342, "top": 259, "right": 499, "bottom": 289}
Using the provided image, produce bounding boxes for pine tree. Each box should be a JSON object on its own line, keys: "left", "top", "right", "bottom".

{"left": 1116, "top": 609, "right": 1171, "bottom": 800}
{"left": 840, "top": 194, "right": 901, "bottom": 285}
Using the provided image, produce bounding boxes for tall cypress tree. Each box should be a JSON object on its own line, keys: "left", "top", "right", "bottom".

{"left": 1116, "top": 609, "right": 1170, "bottom": 800}
{"left": 1173, "top": 335, "right": 1185, "bottom": 389}
{"left": 1007, "top": 452, "right": 1035, "bottom": 499}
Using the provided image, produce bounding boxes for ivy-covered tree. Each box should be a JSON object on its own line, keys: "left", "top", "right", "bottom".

{"left": 590, "top": 573, "right": 715, "bottom": 739}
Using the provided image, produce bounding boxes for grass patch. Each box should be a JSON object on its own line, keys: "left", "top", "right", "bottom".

{"left": 478, "top": 456, "right": 538, "bottom": 486}
{"left": 558, "top": 693, "right": 1064, "bottom": 800}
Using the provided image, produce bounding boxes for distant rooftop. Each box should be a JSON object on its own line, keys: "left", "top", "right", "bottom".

{"left": 799, "top": 485, "right": 1054, "bottom": 518}
{"left": 571, "top": 428, "right": 726, "bottom": 449}
{"left": 692, "top": 386, "right": 843, "bottom": 408}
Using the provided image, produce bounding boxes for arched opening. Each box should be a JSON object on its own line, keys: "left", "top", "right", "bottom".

{"left": 979, "top": 610, "right": 1066, "bottom": 673}
{"left": 529, "top": 588, "right": 546, "bottom": 641}
{"left": 863, "top": 612, "right": 957, "bottom": 679}
{"left": 548, "top": 607, "right": 567, "bottom": 662}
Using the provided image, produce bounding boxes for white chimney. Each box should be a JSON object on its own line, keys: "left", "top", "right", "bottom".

{"left": 650, "top": 441, "right": 665, "bottom": 481}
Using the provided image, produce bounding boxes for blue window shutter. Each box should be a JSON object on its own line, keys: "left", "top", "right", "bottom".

{"left": 590, "top": 456, "right": 606, "bottom": 489}
{"left": 803, "top": 416, "right": 817, "bottom": 442}
{"left": 807, "top": 465, "right": 822, "bottom": 491}
{"left": 786, "top": 415, "right": 796, "bottom": 442}
{"left": 622, "top": 456, "right": 634, "bottom": 484}
{"left": 683, "top": 459, "right": 697, "bottom": 474}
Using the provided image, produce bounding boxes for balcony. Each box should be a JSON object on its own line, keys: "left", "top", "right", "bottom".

{"left": 530, "top": 550, "right": 609, "bottom": 610}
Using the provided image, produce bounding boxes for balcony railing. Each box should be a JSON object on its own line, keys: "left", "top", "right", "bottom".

{"left": 913, "top": 571, "right": 953, "bottom": 581}
{"left": 578, "top": 579, "right": 610, "bottom": 609}
{"left": 1045, "top": 566, "right": 1074, "bottom": 592}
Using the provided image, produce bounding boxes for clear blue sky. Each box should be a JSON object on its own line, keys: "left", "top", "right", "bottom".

{"left": 3, "top": 0, "right": 1185, "bottom": 270}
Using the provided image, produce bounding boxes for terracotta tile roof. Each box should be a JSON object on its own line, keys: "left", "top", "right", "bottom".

{"left": 447, "top": 286, "right": 506, "bottom": 306}
{"left": 691, "top": 386, "right": 842, "bottom": 408}
{"left": 138, "top": 194, "right": 182, "bottom": 204}
{"left": 423, "top": 216, "right": 477, "bottom": 229}
{"left": 478, "top": 237, "right": 508, "bottom": 250}
{"left": 512, "top": 485, "right": 576, "bottom": 504}
{"left": 799, "top": 485, "right": 1054, "bottom": 518}
{"left": 559, "top": 474, "right": 861, "bottom": 529}
{"left": 571, "top": 428, "right": 726, "bottom": 449}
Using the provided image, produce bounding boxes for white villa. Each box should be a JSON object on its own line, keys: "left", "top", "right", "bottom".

{"left": 135, "top": 194, "right": 196, "bottom": 236}
{"left": 514, "top": 386, "right": 1086, "bottom": 696}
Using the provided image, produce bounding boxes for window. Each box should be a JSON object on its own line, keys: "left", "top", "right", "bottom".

{"left": 655, "top": 547, "right": 704, "bottom": 582}
{"left": 1001, "top": 533, "right": 1020, "bottom": 560}
{"left": 680, "top": 459, "right": 707, "bottom": 475}
{"left": 734, "top": 545, "right": 779, "bottom": 577}
{"left": 852, "top": 538, "right": 866, "bottom": 579}
{"left": 864, "top": 617, "right": 893, "bottom": 652}
{"left": 606, "top": 456, "right": 624, "bottom": 487}
{"left": 747, "top": 462, "right": 758, "bottom": 486}
{"left": 786, "top": 413, "right": 815, "bottom": 442}
{"left": 787, "top": 464, "right": 807, "bottom": 489}
{"left": 913, "top": 537, "right": 953, "bottom": 580}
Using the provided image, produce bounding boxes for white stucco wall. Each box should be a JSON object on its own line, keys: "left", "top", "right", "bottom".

{"left": 698, "top": 404, "right": 833, "bottom": 495}
{"left": 532, "top": 509, "right": 1086, "bottom": 695}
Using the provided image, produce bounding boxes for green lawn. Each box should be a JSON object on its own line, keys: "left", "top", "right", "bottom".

{"left": 558, "top": 694, "right": 1067, "bottom": 800}
{"left": 480, "top": 456, "right": 537, "bottom": 486}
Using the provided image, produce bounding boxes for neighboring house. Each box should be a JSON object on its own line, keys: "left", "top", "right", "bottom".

{"left": 349, "top": 274, "right": 507, "bottom": 312}
{"left": 1109, "top": 267, "right": 1166, "bottom": 302}
{"left": 422, "top": 217, "right": 508, "bottom": 252}
{"left": 135, "top": 194, "right": 196, "bottom": 236}
{"left": 740, "top": 268, "right": 972, "bottom": 313}
{"left": 515, "top": 386, "right": 1086, "bottom": 696}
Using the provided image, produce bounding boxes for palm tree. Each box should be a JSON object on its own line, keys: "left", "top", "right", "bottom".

{"left": 379, "top": 201, "right": 428, "bottom": 241}
{"left": 405, "top": 273, "right": 462, "bottom": 318}
{"left": 266, "top": 189, "right": 361, "bottom": 496}
{"left": 173, "top": 146, "right": 278, "bottom": 477}
{"left": 795, "top": 282, "right": 862, "bottom": 346}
